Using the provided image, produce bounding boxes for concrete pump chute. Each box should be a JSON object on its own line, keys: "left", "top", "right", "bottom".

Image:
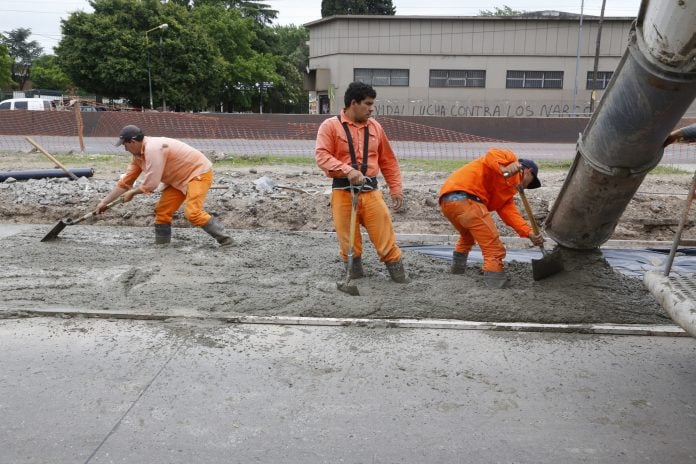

{"left": 545, "top": 0, "right": 696, "bottom": 250}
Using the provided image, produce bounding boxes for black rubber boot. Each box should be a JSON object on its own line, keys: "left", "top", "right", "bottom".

{"left": 345, "top": 257, "right": 364, "bottom": 279}
{"left": 451, "top": 251, "right": 468, "bottom": 274}
{"left": 483, "top": 270, "right": 508, "bottom": 289}
{"left": 385, "top": 259, "right": 410, "bottom": 283}
{"left": 202, "top": 217, "right": 233, "bottom": 246}
{"left": 154, "top": 223, "right": 171, "bottom": 245}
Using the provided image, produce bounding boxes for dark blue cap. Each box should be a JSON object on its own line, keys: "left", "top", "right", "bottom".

{"left": 519, "top": 158, "right": 541, "bottom": 189}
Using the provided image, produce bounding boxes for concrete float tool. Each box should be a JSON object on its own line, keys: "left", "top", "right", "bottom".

{"left": 41, "top": 198, "right": 124, "bottom": 242}
{"left": 517, "top": 185, "right": 564, "bottom": 281}
{"left": 337, "top": 183, "right": 364, "bottom": 296}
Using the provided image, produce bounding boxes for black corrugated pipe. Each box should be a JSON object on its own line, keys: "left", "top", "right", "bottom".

{"left": 545, "top": 6, "right": 696, "bottom": 250}
{"left": 0, "top": 168, "right": 94, "bottom": 182}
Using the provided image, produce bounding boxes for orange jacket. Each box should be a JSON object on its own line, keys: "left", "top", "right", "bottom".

{"left": 117, "top": 137, "right": 212, "bottom": 195}
{"left": 315, "top": 111, "right": 403, "bottom": 196}
{"left": 439, "top": 148, "right": 532, "bottom": 237}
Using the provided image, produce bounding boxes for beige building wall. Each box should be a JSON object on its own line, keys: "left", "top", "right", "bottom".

{"left": 306, "top": 15, "right": 687, "bottom": 117}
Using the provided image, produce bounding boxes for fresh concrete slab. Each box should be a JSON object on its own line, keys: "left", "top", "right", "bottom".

{"left": 1, "top": 317, "right": 694, "bottom": 464}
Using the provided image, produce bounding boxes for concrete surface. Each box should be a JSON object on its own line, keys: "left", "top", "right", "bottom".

{"left": 1, "top": 317, "right": 695, "bottom": 464}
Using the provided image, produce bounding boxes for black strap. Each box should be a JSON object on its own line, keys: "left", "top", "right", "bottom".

{"left": 337, "top": 115, "right": 369, "bottom": 175}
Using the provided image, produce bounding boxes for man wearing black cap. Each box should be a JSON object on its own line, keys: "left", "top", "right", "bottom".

{"left": 438, "top": 148, "right": 544, "bottom": 288}
{"left": 96, "top": 124, "right": 233, "bottom": 246}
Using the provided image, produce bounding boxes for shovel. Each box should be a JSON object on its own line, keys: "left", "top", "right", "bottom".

{"left": 41, "top": 197, "right": 124, "bottom": 242}
{"left": 254, "top": 176, "right": 319, "bottom": 195}
{"left": 337, "top": 184, "right": 363, "bottom": 296}
{"left": 517, "top": 185, "right": 564, "bottom": 281}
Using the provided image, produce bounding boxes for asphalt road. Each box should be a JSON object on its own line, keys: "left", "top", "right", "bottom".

{"left": 1, "top": 317, "right": 694, "bottom": 464}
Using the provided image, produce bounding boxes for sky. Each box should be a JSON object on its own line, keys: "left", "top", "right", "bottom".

{"left": 2, "top": 0, "right": 643, "bottom": 53}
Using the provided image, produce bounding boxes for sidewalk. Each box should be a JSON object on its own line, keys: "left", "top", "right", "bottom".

{"left": 1, "top": 316, "right": 694, "bottom": 464}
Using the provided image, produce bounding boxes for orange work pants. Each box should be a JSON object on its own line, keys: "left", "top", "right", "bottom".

{"left": 331, "top": 189, "right": 401, "bottom": 263}
{"left": 154, "top": 170, "right": 213, "bottom": 227}
{"left": 440, "top": 198, "right": 506, "bottom": 272}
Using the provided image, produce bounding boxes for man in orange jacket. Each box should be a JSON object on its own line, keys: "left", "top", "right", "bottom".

{"left": 439, "top": 148, "right": 544, "bottom": 288}
{"left": 315, "top": 82, "right": 408, "bottom": 283}
{"left": 97, "top": 125, "right": 233, "bottom": 247}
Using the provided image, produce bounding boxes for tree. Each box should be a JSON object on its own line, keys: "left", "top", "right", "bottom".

{"left": 30, "top": 55, "right": 72, "bottom": 90}
{"left": 0, "top": 28, "right": 43, "bottom": 90}
{"left": 55, "top": 0, "right": 298, "bottom": 112}
{"left": 321, "top": 0, "right": 396, "bottom": 17}
{"left": 57, "top": 0, "right": 222, "bottom": 110}
{"left": 0, "top": 44, "right": 13, "bottom": 89}
{"left": 479, "top": 5, "right": 524, "bottom": 16}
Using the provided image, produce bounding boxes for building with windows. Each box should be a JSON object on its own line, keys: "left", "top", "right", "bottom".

{"left": 305, "top": 12, "right": 644, "bottom": 118}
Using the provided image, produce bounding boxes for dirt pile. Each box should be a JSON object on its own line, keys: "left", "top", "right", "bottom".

{"left": 0, "top": 157, "right": 693, "bottom": 241}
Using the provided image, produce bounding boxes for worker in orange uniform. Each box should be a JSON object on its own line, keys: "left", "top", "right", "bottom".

{"left": 315, "top": 81, "right": 409, "bottom": 283}
{"left": 439, "top": 149, "right": 544, "bottom": 288}
{"left": 97, "top": 124, "right": 233, "bottom": 247}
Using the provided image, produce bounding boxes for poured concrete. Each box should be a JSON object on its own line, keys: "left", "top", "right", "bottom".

{"left": 1, "top": 317, "right": 694, "bottom": 463}
{"left": 0, "top": 224, "right": 670, "bottom": 325}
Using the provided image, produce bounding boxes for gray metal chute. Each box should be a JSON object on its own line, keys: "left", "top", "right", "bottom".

{"left": 545, "top": 1, "right": 696, "bottom": 250}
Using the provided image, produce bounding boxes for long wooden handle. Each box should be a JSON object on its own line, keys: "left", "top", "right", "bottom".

{"left": 26, "top": 136, "right": 79, "bottom": 181}
{"left": 69, "top": 198, "right": 124, "bottom": 225}
{"left": 517, "top": 186, "right": 540, "bottom": 236}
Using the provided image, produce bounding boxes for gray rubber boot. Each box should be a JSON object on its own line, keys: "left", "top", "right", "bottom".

{"left": 345, "top": 257, "right": 364, "bottom": 279}
{"left": 483, "top": 270, "right": 508, "bottom": 289}
{"left": 202, "top": 217, "right": 233, "bottom": 247}
{"left": 154, "top": 223, "right": 171, "bottom": 245}
{"left": 385, "top": 259, "right": 410, "bottom": 283}
{"left": 451, "top": 251, "right": 468, "bottom": 274}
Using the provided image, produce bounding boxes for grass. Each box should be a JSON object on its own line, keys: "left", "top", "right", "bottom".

{"left": 0, "top": 151, "right": 688, "bottom": 175}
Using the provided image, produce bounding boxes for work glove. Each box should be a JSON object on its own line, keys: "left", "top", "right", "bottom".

{"left": 528, "top": 232, "right": 544, "bottom": 247}
{"left": 391, "top": 194, "right": 405, "bottom": 211}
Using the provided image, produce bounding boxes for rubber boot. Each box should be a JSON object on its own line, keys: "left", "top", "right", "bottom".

{"left": 345, "top": 257, "right": 364, "bottom": 279}
{"left": 385, "top": 259, "right": 410, "bottom": 283}
{"left": 154, "top": 223, "right": 171, "bottom": 245}
{"left": 451, "top": 251, "right": 468, "bottom": 274}
{"left": 202, "top": 217, "right": 233, "bottom": 247}
{"left": 484, "top": 270, "right": 508, "bottom": 289}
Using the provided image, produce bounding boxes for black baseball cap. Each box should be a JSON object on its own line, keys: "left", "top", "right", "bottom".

{"left": 519, "top": 158, "right": 541, "bottom": 189}
{"left": 115, "top": 125, "right": 144, "bottom": 146}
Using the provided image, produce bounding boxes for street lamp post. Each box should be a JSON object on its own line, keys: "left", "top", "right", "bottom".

{"left": 145, "top": 23, "right": 168, "bottom": 110}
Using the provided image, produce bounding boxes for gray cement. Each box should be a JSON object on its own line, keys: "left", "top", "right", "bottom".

{"left": 1, "top": 317, "right": 694, "bottom": 464}
{"left": 0, "top": 224, "right": 670, "bottom": 324}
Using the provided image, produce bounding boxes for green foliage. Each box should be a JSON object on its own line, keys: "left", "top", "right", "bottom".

{"left": 0, "top": 44, "right": 13, "bottom": 88}
{"left": 479, "top": 5, "right": 525, "bottom": 16}
{"left": 54, "top": 0, "right": 302, "bottom": 112}
{"left": 29, "top": 55, "right": 72, "bottom": 90}
{"left": 321, "top": 0, "right": 396, "bottom": 17}
{"left": 0, "top": 28, "right": 43, "bottom": 90}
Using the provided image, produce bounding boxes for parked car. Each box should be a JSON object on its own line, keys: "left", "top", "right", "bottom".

{"left": 0, "top": 98, "right": 54, "bottom": 111}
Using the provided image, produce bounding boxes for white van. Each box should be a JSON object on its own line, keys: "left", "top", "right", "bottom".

{"left": 0, "top": 98, "right": 54, "bottom": 111}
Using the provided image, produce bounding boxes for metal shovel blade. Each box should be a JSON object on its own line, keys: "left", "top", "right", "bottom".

{"left": 40, "top": 220, "right": 67, "bottom": 242}
{"left": 531, "top": 247, "right": 564, "bottom": 281}
{"left": 336, "top": 281, "right": 360, "bottom": 296}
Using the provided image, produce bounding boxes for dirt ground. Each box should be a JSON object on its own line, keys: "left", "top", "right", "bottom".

{"left": 0, "top": 152, "right": 691, "bottom": 325}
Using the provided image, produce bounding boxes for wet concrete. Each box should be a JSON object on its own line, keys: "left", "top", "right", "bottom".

{"left": 1, "top": 317, "right": 694, "bottom": 463}
{"left": 0, "top": 224, "right": 670, "bottom": 324}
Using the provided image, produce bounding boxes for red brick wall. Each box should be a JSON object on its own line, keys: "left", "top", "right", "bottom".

{"left": 0, "top": 111, "right": 693, "bottom": 143}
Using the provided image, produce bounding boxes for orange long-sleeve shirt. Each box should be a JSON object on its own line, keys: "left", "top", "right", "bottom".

{"left": 315, "top": 111, "right": 403, "bottom": 196}
{"left": 116, "top": 137, "right": 212, "bottom": 195}
{"left": 439, "top": 148, "right": 532, "bottom": 237}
